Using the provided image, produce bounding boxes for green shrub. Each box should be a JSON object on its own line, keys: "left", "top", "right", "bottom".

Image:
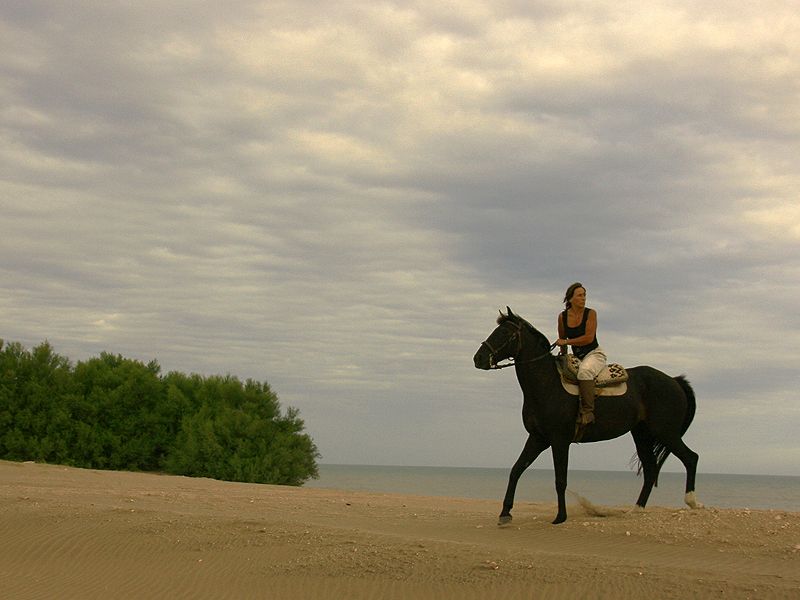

{"left": 0, "top": 340, "right": 319, "bottom": 485}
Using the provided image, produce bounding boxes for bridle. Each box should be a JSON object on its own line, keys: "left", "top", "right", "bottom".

{"left": 481, "top": 320, "right": 558, "bottom": 370}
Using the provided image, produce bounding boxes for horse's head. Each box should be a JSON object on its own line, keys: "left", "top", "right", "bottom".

{"left": 473, "top": 307, "right": 527, "bottom": 370}
{"left": 474, "top": 307, "right": 554, "bottom": 370}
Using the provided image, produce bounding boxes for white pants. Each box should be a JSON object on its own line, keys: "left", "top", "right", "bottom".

{"left": 577, "top": 347, "right": 607, "bottom": 380}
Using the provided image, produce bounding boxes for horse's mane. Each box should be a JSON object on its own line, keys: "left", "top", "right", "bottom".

{"left": 497, "top": 310, "right": 551, "bottom": 349}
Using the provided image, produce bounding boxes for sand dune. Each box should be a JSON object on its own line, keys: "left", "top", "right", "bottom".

{"left": 0, "top": 460, "right": 797, "bottom": 599}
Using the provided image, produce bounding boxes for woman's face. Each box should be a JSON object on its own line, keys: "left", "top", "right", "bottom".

{"left": 570, "top": 287, "right": 586, "bottom": 309}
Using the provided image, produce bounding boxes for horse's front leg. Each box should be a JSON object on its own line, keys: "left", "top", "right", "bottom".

{"left": 551, "top": 441, "right": 571, "bottom": 524}
{"left": 499, "top": 433, "right": 549, "bottom": 526}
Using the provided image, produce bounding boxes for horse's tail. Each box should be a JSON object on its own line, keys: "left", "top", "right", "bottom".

{"left": 674, "top": 375, "right": 696, "bottom": 434}
{"left": 651, "top": 375, "right": 696, "bottom": 476}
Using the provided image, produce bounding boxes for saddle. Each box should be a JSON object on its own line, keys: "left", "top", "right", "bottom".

{"left": 556, "top": 354, "right": 628, "bottom": 388}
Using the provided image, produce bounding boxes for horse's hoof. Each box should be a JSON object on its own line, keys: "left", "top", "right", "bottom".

{"left": 552, "top": 514, "right": 566, "bottom": 525}
{"left": 684, "top": 492, "right": 704, "bottom": 509}
{"left": 498, "top": 515, "right": 513, "bottom": 526}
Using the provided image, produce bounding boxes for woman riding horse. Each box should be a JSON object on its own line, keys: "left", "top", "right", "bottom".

{"left": 556, "top": 282, "right": 606, "bottom": 440}
{"left": 474, "top": 307, "right": 702, "bottom": 524}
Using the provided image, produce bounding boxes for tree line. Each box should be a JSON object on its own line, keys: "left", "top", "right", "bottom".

{"left": 0, "top": 339, "right": 319, "bottom": 486}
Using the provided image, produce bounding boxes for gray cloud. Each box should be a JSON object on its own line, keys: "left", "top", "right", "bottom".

{"left": 1, "top": 0, "right": 798, "bottom": 476}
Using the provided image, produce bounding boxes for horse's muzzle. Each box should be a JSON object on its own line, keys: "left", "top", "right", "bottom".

{"left": 473, "top": 345, "right": 493, "bottom": 370}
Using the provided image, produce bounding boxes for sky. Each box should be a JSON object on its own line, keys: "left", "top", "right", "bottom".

{"left": 1, "top": 1, "right": 798, "bottom": 477}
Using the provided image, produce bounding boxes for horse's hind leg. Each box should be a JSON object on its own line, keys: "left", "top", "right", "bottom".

{"left": 663, "top": 437, "right": 704, "bottom": 509}
{"left": 631, "top": 425, "right": 658, "bottom": 508}
{"left": 499, "top": 433, "right": 549, "bottom": 525}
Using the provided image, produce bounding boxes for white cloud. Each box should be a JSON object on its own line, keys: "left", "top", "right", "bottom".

{"left": 743, "top": 200, "right": 800, "bottom": 241}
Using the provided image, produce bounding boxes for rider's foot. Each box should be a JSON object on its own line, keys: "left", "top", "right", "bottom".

{"left": 573, "top": 413, "right": 594, "bottom": 441}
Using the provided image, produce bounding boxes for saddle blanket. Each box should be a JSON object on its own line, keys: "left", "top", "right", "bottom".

{"left": 557, "top": 354, "right": 628, "bottom": 397}
{"left": 559, "top": 379, "right": 627, "bottom": 397}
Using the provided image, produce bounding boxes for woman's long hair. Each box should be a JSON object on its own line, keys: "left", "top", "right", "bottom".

{"left": 563, "top": 282, "right": 584, "bottom": 309}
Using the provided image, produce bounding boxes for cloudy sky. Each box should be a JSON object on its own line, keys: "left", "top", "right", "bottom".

{"left": 2, "top": 1, "right": 798, "bottom": 477}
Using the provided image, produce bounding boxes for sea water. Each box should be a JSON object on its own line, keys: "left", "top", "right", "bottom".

{"left": 305, "top": 464, "right": 799, "bottom": 511}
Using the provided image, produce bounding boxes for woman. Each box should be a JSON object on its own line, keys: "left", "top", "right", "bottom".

{"left": 556, "top": 282, "right": 607, "bottom": 440}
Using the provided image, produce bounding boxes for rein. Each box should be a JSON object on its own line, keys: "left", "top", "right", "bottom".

{"left": 481, "top": 321, "right": 558, "bottom": 370}
{"left": 489, "top": 342, "right": 558, "bottom": 369}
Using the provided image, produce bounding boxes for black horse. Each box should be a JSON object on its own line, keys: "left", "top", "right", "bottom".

{"left": 473, "top": 308, "right": 702, "bottom": 525}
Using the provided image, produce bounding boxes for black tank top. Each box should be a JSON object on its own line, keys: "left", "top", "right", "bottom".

{"left": 563, "top": 308, "right": 599, "bottom": 360}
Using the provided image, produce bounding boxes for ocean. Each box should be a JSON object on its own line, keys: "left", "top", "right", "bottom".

{"left": 305, "top": 464, "right": 799, "bottom": 512}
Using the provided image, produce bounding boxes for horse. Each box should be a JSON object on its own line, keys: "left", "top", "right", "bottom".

{"left": 473, "top": 307, "right": 702, "bottom": 525}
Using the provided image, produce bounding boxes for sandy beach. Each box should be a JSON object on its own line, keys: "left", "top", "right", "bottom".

{"left": 0, "top": 460, "right": 797, "bottom": 599}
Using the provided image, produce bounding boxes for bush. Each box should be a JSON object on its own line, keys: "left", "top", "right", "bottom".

{"left": 0, "top": 340, "right": 319, "bottom": 485}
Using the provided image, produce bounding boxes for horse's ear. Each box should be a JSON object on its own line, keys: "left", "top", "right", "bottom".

{"left": 506, "top": 306, "right": 514, "bottom": 317}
